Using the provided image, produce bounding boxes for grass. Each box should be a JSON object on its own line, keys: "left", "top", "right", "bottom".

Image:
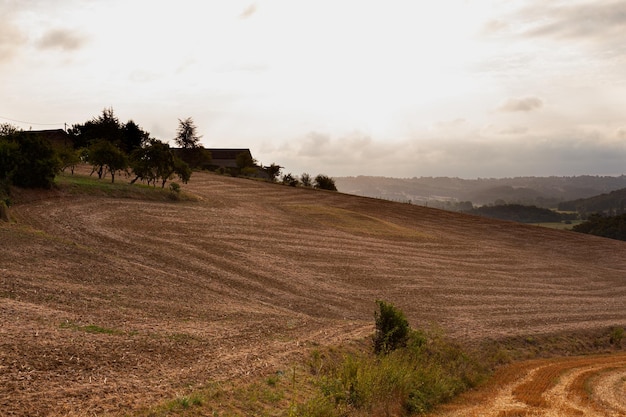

{"left": 54, "top": 170, "right": 197, "bottom": 202}
{"left": 133, "top": 326, "right": 626, "bottom": 417}
{"left": 59, "top": 320, "right": 126, "bottom": 335}
{"left": 533, "top": 220, "right": 583, "bottom": 230}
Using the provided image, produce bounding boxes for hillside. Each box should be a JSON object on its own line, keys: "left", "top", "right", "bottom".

{"left": 1, "top": 169, "right": 626, "bottom": 415}
{"left": 335, "top": 175, "right": 626, "bottom": 208}
{"left": 559, "top": 187, "right": 626, "bottom": 215}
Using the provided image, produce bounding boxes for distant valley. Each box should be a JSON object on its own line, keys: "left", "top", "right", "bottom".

{"left": 335, "top": 175, "right": 626, "bottom": 210}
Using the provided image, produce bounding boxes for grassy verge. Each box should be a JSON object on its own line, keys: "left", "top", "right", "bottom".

{"left": 136, "top": 325, "right": 624, "bottom": 417}
{"left": 54, "top": 171, "right": 197, "bottom": 202}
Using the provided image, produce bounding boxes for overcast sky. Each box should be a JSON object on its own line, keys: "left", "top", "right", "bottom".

{"left": 2, "top": 0, "right": 625, "bottom": 178}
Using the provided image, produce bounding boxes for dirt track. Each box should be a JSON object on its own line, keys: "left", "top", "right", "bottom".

{"left": 430, "top": 352, "right": 626, "bottom": 416}
{"left": 1, "top": 169, "right": 625, "bottom": 415}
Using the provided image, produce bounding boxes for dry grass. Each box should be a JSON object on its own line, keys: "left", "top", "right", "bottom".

{"left": 1, "top": 167, "right": 625, "bottom": 415}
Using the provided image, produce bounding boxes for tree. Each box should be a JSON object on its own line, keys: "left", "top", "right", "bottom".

{"left": 0, "top": 139, "right": 19, "bottom": 182}
{"left": 88, "top": 140, "right": 128, "bottom": 183}
{"left": 69, "top": 108, "right": 149, "bottom": 154}
{"left": 57, "top": 147, "right": 81, "bottom": 175}
{"left": 265, "top": 163, "right": 282, "bottom": 182}
{"left": 121, "top": 120, "right": 150, "bottom": 154}
{"left": 282, "top": 173, "right": 298, "bottom": 187}
{"left": 0, "top": 132, "right": 60, "bottom": 188}
{"left": 130, "top": 139, "right": 191, "bottom": 188}
{"left": 300, "top": 172, "right": 312, "bottom": 187}
{"left": 69, "top": 107, "right": 123, "bottom": 149}
{"left": 573, "top": 213, "right": 626, "bottom": 241}
{"left": 0, "top": 123, "right": 20, "bottom": 138}
{"left": 373, "top": 300, "right": 410, "bottom": 355}
{"left": 314, "top": 174, "right": 337, "bottom": 191}
{"left": 174, "top": 117, "right": 201, "bottom": 149}
{"left": 173, "top": 117, "right": 211, "bottom": 169}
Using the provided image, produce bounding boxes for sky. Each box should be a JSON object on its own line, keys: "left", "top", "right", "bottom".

{"left": 1, "top": 0, "right": 626, "bottom": 178}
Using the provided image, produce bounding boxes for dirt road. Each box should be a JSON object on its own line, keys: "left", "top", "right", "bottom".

{"left": 431, "top": 352, "right": 626, "bottom": 417}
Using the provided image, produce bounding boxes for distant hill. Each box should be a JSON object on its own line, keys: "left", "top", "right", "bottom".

{"left": 558, "top": 188, "right": 626, "bottom": 216}
{"left": 335, "top": 175, "right": 626, "bottom": 209}
{"left": 464, "top": 204, "right": 566, "bottom": 223}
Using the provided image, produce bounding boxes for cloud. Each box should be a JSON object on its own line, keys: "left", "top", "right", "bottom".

{"left": 498, "top": 126, "right": 529, "bottom": 136}
{"left": 497, "top": 97, "right": 543, "bottom": 112}
{"left": 434, "top": 118, "right": 466, "bottom": 129}
{"left": 0, "top": 24, "right": 27, "bottom": 64}
{"left": 521, "top": 1, "right": 626, "bottom": 42}
{"left": 507, "top": 1, "right": 626, "bottom": 58}
{"left": 480, "top": 19, "right": 509, "bottom": 36}
{"left": 239, "top": 3, "right": 257, "bottom": 19}
{"left": 0, "top": 3, "right": 27, "bottom": 64}
{"left": 36, "top": 28, "right": 86, "bottom": 51}
{"left": 271, "top": 124, "right": 626, "bottom": 179}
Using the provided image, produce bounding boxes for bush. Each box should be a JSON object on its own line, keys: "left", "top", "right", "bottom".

{"left": 297, "top": 328, "right": 485, "bottom": 416}
{"left": 282, "top": 173, "right": 299, "bottom": 187}
{"left": 373, "top": 300, "right": 410, "bottom": 355}
{"left": 610, "top": 327, "right": 624, "bottom": 345}
{"left": 0, "top": 132, "right": 60, "bottom": 188}
{"left": 314, "top": 174, "right": 337, "bottom": 191}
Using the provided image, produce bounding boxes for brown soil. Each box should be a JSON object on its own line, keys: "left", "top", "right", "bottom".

{"left": 1, "top": 169, "right": 625, "bottom": 416}
{"left": 429, "top": 353, "right": 626, "bottom": 416}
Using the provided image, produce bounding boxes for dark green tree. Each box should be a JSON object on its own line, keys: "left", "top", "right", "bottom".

{"left": 57, "top": 147, "right": 81, "bottom": 175}
{"left": 0, "top": 123, "right": 20, "bottom": 137}
{"left": 314, "top": 174, "right": 337, "bottom": 191}
{"left": 88, "top": 140, "right": 128, "bottom": 183}
{"left": 264, "top": 163, "right": 282, "bottom": 182}
{"left": 373, "top": 300, "right": 410, "bottom": 355}
{"left": 174, "top": 117, "right": 201, "bottom": 149}
{"left": 300, "top": 172, "right": 312, "bottom": 187}
{"left": 130, "top": 139, "right": 191, "bottom": 188}
{"left": 0, "top": 139, "right": 19, "bottom": 183}
{"left": 70, "top": 107, "right": 123, "bottom": 149}
{"left": 5, "top": 132, "right": 60, "bottom": 188}
{"left": 173, "top": 117, "right": 211, "bottom": 169}
{"left": 121, "top": 120, "right": 150, "bottom": 154}
{"left": 282, "top": 173, "right": 298, "bottom": 187}
{"left": 573, "top": 213, "right": 626, "bottom": 241}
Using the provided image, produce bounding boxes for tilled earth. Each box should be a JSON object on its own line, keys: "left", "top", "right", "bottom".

{"left": 1, "top": 170, "right": 625, "bottom": 415}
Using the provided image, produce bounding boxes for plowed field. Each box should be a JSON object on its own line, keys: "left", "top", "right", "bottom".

{"left": 1, "top": 169, "right": 625, "bottom": 415}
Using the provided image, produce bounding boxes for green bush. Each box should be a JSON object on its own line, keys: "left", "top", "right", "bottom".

{"left": 373, "top": 300, "right": 410, "bottom": 355}
{"left": 314, "top": 174, "right": 337, "bottom": 191}
{"left": 297, "top": 329, "right": 485, "bottom": 416}
{"left": 610, "top": 327, "right": 624, "bottom": 345}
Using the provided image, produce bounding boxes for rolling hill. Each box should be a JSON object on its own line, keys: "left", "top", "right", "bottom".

{"left": 335, "top": 175, "right": 626, "bottom": 208}
{"left": 1, "top": 169, "right": 625, "bottom": 415}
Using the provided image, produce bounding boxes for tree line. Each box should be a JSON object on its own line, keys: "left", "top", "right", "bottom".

{"left": 1, "top": 107, "right": 338, "bottom": 199}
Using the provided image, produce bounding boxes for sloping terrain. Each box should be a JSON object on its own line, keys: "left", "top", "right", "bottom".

{"left": 1, "top": 170, "right": 625, "bottom": 416}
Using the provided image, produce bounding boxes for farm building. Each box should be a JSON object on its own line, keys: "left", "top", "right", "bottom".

{"left": 205, "top": 148, "right": 253, "bottom": 169}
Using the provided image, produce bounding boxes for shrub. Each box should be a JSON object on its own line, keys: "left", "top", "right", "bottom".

{"left": 10, "top": 133, "right": 60, "bottom": 188}
{"left": 610, "top": 327, "right": 624, "bottom": 345}
{"left": 282, "top": 173, "right": 299, "bottom": 187}
{"left": 314, "top": 174, "right": 337, "bottom": 191}
{"left": 298, "top": 327, "right": 485, "bottom": 416}
{"left": 300, "top": 173, "right": 312, "bottom": 188}
{"left": 373, "top": 300, "right": 410, "bottom": 355}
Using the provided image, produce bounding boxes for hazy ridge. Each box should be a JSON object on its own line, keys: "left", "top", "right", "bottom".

{"left": 335, "top": 175, "right": 626, "bottom": 208}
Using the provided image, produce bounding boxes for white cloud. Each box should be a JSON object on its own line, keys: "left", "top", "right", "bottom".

{"left": 498, "top": 97, "right": 543, "bottom": 112}
{"left": 36, "top": 28, "right": 87, "bottom": 51}
{"left": 239, "top": 3, "right": 257, "bottom": 19}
